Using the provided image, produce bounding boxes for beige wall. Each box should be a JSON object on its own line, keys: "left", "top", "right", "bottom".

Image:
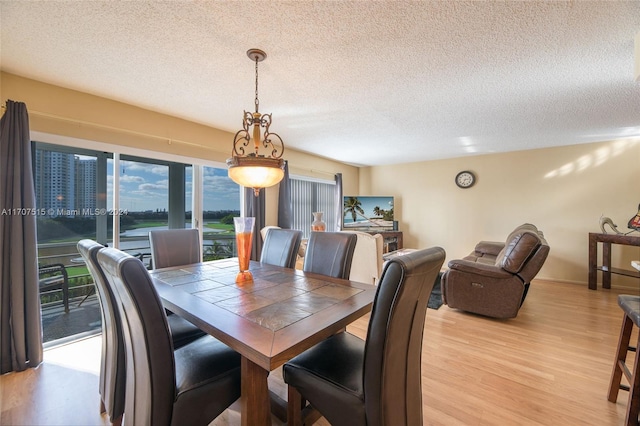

{"left": 361, "top": 140, "right": 640, "bottom": 287}
{"left": 3, "top": 72, "right": 638, "bottom": 286}
{"left": 0, "top": 72, "right": 359, "bottom": 223}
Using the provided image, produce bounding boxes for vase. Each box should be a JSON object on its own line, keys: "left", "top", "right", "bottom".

{"left": 234, "top": 217, "right": 255, "bottom": 283}
{"left": 311, "top": 212, "right": 326, "bottom": 232}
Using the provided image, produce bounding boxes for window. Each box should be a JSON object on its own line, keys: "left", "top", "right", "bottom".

{"left": 290, "top": 176, "right": 337, "bottom": 238}
{"left": 202, "top": 166, "right": 240, "bottom": 260}
{"left": 33, "top": 141, "right": 241, "bottom": 346}
{"left": 116, "top": 156, "right": 192, "bottom": 268}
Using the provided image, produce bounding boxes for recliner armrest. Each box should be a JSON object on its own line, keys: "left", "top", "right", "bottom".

{"left": 473, "top": 241, "right": 504, "bottom": 257}
{"left": 446, "top": 259, "right": 513, "bottom": 279}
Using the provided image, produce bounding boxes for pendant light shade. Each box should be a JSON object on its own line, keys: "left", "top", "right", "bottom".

{"left": 227, "top": 155, "right": 285, "bottom": 191}
{"left": 227, "top": 49, "right": 285, "bottom": 196}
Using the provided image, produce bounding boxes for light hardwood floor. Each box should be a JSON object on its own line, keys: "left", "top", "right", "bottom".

{"left": 0, "top": 279, "right": 636, "bottom": 425}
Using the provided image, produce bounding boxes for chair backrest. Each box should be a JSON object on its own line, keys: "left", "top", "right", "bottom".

{"left": 77, "top": 239, "right": 125, "bottom": 422}
{"left": 302, "top": 232, "right": 357, "bottom": 279}
{"left": 495, "top": 223, "right": 550, "bottom": 283}
{"left": 260, "top": 225, "right": 281, "bottom": 241}
{"left": 363, "top": 246, "right": 445, "bottom": 426}
{"left": 260, "top": 228, "right": 303, "bottom": 269}
{"left": 97, "top": 247, "right": 176, "bottom": 426}
{"left": 149, "top": 228, "right": 200, "bottom": 269}
{"left": 341, "top": 231, "right": 384, "bottom": 285}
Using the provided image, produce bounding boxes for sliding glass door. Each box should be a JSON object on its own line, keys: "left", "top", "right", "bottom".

{"left": 33, "top": 142, "right": 239, "bottom": 345}
{"left": 34, "top": 143, "right": 112, "bottom": 344}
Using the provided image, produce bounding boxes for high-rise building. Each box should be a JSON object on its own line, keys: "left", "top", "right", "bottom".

{"left": 34, "top": 150, "right": 75, "bottom": 216}
{"left": 75, "top": 157, "right": 97, "bottom": 212}
{"left": 34, "top": 150, "right": 96, "bottom": 217}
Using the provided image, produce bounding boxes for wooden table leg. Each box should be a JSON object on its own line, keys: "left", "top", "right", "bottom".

{"left": 603, "top": 242, "right": 612, "bottom": 289}
{"left": 241, "top": 356, "right": 271, "bottom": 426}
{"left": 588, "top": 233, "right": 597, "bottom": 290}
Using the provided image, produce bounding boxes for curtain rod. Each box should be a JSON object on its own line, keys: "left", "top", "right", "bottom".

{"left": 2, "top": 103, "right": 222, "bottom": 152}
{"left": 311, "top": 169, "right": 338, "bottom": 177}
{"left": 290, "top": 169, "right": 337, "bottom": 179}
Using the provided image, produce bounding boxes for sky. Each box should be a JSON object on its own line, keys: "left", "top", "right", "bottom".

{"left": 105, "top": 159, "right": 240, "bottom": 212}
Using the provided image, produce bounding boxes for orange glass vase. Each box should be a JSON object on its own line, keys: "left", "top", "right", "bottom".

{"left": 234, "top": 217, "right": 255, "bottom": 283}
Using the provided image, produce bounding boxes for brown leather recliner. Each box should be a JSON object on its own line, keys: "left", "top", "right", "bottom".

{"left": 441, "top": 223, "right": 550, "bottom": 319}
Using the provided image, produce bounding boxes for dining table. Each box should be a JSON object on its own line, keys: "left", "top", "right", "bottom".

{"left": 149, "top": 257, "right": 377, "bottom": 426}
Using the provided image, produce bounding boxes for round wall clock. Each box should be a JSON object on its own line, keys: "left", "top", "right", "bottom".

{"left": 455, "top": 171, "right": 476, "bottom": 188}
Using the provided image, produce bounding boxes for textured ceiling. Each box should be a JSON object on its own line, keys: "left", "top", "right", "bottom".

{"left": 1, "top": 1, "right": 639, "bottom": 166}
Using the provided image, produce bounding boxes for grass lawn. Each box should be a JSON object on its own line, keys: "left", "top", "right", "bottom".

{"left": 204, "top": 222, "right": 234, "bottom": 233}
{"left": 40, "top": 220, "right": 235, "bottom": 247}
{"left": 131, "top": 220, "right": 169, "bottom": 228}
{"left": 66, "top": 265, "right": 89, "bottom": 278}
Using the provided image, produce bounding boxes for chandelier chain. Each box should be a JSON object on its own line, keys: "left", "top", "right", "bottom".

{"left": 254, "top": 55, "right": 260, "bottom": 113}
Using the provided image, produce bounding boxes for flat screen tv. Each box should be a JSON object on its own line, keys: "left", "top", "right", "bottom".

{"left": 342, "top": 195, "right": 395, "bottom": 231}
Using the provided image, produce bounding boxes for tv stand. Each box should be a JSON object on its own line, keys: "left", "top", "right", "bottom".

{"left": 367, "top": 231, "right": 403, "bottom": 253}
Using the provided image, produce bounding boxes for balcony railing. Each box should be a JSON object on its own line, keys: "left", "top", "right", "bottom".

{"left": 38, "top": 234, "right": 238, "bottom": 344}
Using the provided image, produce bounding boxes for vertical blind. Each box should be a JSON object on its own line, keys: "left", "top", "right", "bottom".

{"left": 290, "top": 177, "right": 337, "bottom": 238}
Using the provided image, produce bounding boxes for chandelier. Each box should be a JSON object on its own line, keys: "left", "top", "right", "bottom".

{"left": 227, "top": 49, "right": 285, "bottom": 196}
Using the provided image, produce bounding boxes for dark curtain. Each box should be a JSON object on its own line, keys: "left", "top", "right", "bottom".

{"left": 335, "top": 173, "right": 343, "bottom": 231}
{"left": 0, "top": 100, "right": 43, "bottom": 373}
{"left": 244, "top": 188, "right": 265, "bottom": 261}
{"left": 277, "top": 160, "right": 293, "bottom": 229}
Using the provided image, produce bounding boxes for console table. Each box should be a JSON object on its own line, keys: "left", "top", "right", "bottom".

{"left": 588, "top": 232, "right": 640, "bottom": 290}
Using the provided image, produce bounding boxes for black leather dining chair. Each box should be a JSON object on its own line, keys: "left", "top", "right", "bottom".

{"left": 77, "top": 240, "right": 208, "bottom": 425}
{"left": 149, "top": 228, "right": 200, "bottom": 269}
{"left": 260, "top": 228, "right": 303, "bottom": 269}
{"left": 148, "top": 228, "right": 208, "bottom": 336}
{"left": 283, "top": 246, "right": 446, "bottom": 426}
{"left": 97, "top": 247, "right": 241, "bottom": 426}
{"left": 77, "top": 240, "right": 125, "bottom": 426}
{"left": 302, "top": 232, "right": 358, "bottom": 279}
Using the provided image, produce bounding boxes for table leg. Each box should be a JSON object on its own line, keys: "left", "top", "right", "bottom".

{"left": 603, "top": 242, "right": 611, "bottom": 289}
{"left": 241, "top": 356, "right": 271, "bottom": 426}
{"left": 588, "top": 233, "right": 597, "bottom": 290}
